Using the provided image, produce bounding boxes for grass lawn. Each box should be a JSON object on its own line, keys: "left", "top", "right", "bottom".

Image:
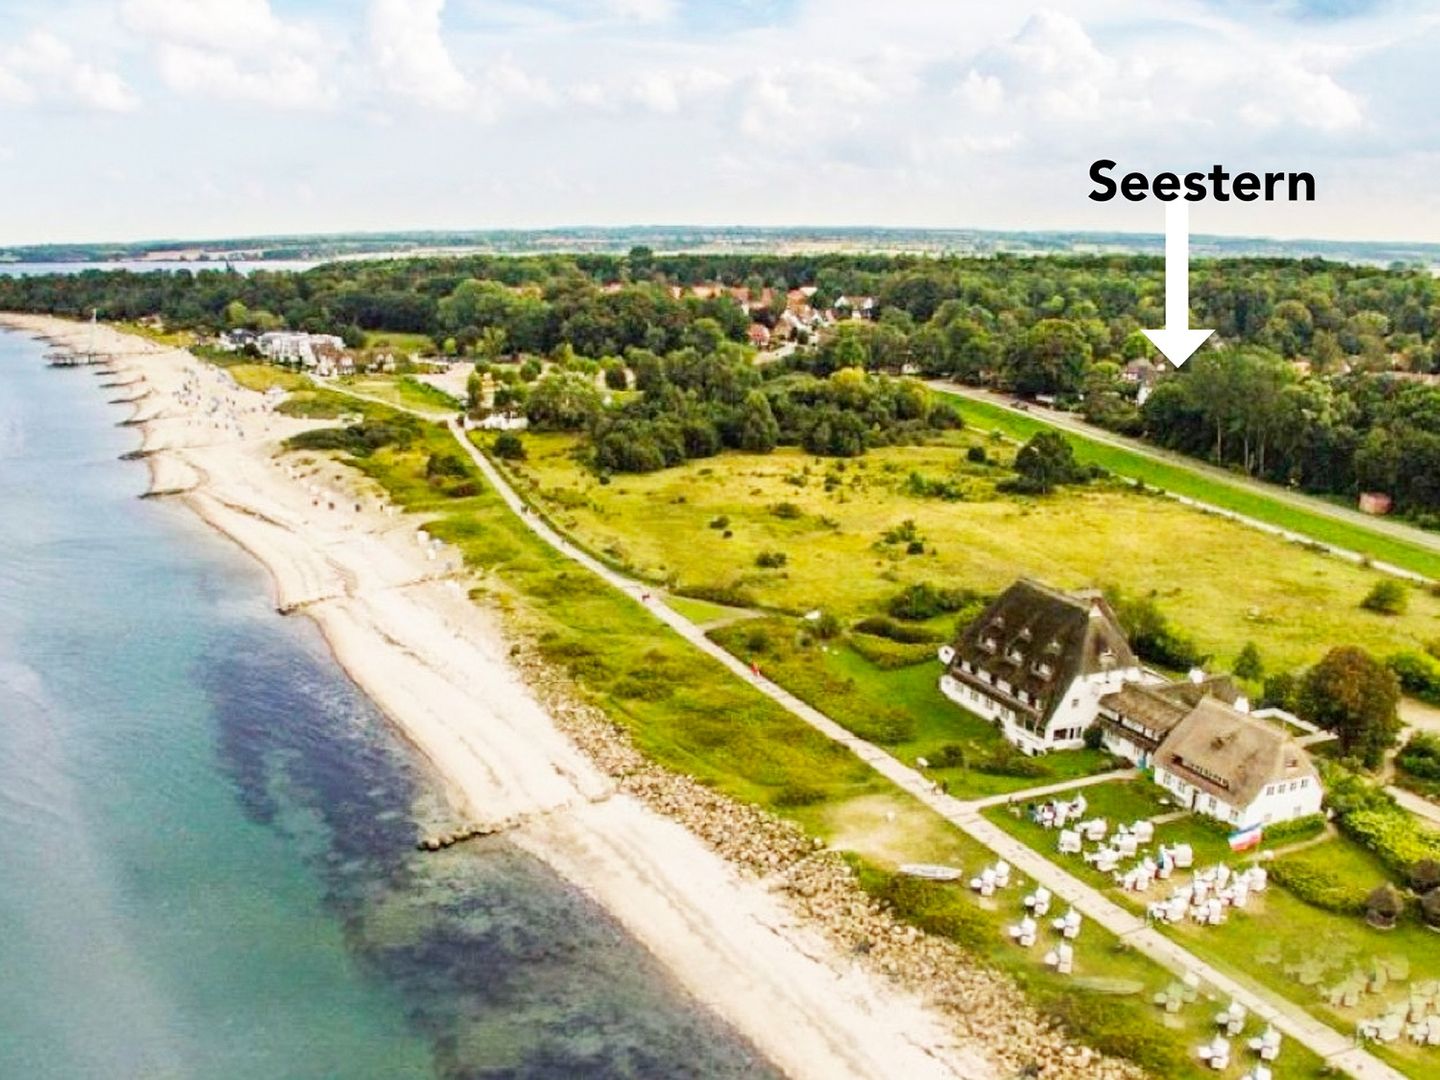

{"left": 110, "top": 320, "right": 197, "bottom": 348}
{"left": 664, "top": 594, "right": 751, "bottom": 625}
{"left": 710, "top": 615, "right": 1117, "bottom": 798}
{"left": 278, "top": 402, "right": 1331, "bottom": 1078}
{"left": 340, "top": 375, "right": 461, "bottom": 416}
{"left": 224, "top": 363, "right": 310, "bottom": 393}
{"left": 985, "top": 780, "right": 1440, "bottom": 1077}
{"left": 361, "top": 330, "right": 435, "bottom": 358}
{"left": 504, "top": 431, "right": 1440, "bottom": 678}
{"left": 938, "top": 390, "right": 1440, "bottom": 582}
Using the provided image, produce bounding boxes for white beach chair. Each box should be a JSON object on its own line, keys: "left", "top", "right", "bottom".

{"left": 1132, "top": 819, "right": 1155, "bottom": 843}
{"left": 1172, "top": 843, "right": 1194, "bottom": 869}
{"left": 1057, "top": 829, "right": 1082, "bottom": 855}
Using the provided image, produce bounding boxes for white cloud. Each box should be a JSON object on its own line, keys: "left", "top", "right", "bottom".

{"left": 601, "top": 0, "right": 677, "bottom": 23}
{"left": 120, "top": 0, "right": 291, "bottom": 51}
{"left": 155, "top": 45, "right": 335, "bottom": 111}
{"left": 122, "top": 0, "right": 334, "bottom": 109}
{"left": 0, "top": 31, "right": 137, "bottom": 112}
{"left": 369, "top": 0, "right": 473, "bottom": 110}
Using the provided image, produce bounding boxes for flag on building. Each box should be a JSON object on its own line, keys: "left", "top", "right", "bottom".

{"left": 1228, "top": 823, "right": 1263, "bottom": 852}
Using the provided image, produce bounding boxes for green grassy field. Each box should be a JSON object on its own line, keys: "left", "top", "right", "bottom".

{"left": 276, "top": 403, "right": 1332, "bottom": 1078}
{"left": 664, "top": 594, "right": 750, "bottom": 625}
{"left": 506, "top": 432, "right": 1440, "bottom": 677}
{"left": 339, "top": 375, "right": 461, "bottom": 415}
{"left": 938, "top": 390, "right": 1440, "bottom": 581}
{"left": 224, "top": 363, "right": 310, "bottom": 393}
{"left": 984, "top": 781, "right": 1440, "bottom": 1076}
{"left": 709, "top": 615, "right": 1116, "bottom": 798}
{"left": 361, "top": 330, "right": 435, "bottom": 357}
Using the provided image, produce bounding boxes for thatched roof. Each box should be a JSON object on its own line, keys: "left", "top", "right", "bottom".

{"left": 949, "top": 579, "right": 1136, "bottom": 724}
{"left": 1100, "top": 675, "right": 1246, "bottom": 747}
{"left": 1155, "top": 697, "right": 1317, "bottom": 809}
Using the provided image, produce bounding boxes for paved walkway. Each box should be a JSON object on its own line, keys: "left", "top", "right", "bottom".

{"left": 302, "top": 385, "right": 1399, "bottom": 1079}
{"left": 440, "top": 418, "right": 1403, "bottom": 1080}
{"left": 1389, "top": 785, "right": 1440, "bottom": 828}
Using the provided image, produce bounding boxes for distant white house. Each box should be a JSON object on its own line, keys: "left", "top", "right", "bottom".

{"left": 941, "top": 578, "right": 1323, "bottom": 828}
{"left": 257, "top": 331, "right": 346, "bottom": 368}
{"left": 465, "top": 412, "right": 528, "bottom": 432}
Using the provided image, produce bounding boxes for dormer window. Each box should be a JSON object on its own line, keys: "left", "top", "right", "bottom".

{"left": 1032, "top": 661, "right": 1053, "bottom": 678}
{"left": 1018, "top": 628, "right": 1032, "bottom": 642}
{"left": 981, "top": 636, "right": 997, "bottom": 653}
{"left": 1006, "top": 648, "right": 1024, "bottom": 664}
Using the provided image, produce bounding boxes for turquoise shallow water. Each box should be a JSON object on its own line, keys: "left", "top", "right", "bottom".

{"left": 0, "top": 329, "right": 772, "bottom": 1079}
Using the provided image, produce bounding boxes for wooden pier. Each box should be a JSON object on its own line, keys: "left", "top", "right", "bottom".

{"left": 46, "top": 351, "right": 110, "bottom": 368}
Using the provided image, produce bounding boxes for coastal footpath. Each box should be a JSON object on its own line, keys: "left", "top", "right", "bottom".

{"left": 4, "top": 314, "right": 1154, "bottom": 1080}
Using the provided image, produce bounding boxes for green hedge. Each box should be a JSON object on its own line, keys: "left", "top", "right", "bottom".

{"left": 1342, "top": 806, "right": 1440, "bottom": 877}
{"left": 1262, "top": 813, "right": 1327, "bottom": 845}
{"left": 1269, "top": 855, "right": 1370, "bottom": 915}
{"left": 851, "top": 615, "right": 946, "bottom": 644}
{"left": 1389, "top": 650, "right": 1440, "bottom": 705}
{"left": 847, "top": 633, "right": 939, "bottom": 670}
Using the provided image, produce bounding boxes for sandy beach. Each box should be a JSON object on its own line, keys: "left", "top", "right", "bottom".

{"left": 5, "top": 314, "right": 1003, "bottom": 1080}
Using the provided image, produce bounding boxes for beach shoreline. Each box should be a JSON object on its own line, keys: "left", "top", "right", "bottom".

{"left": 4, "top": 314, "right": 1141, "bottom": 1080}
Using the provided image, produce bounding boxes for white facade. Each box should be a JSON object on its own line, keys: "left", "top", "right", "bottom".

{"left": 939, "top": 664, "right": 1140, "bottom": 755}
{"left": 257, "top": 332, "right": 346, "bottom": 368}
{"left": 1153, "top": 765, "right": 1322, "bottom": 829}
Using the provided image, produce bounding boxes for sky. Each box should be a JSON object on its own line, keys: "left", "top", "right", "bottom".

{"left": 1, "top": 0, "right": 1439, "bottom": 245}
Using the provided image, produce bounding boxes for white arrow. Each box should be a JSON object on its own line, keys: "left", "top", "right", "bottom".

{"left": 1142, "top": 202, "right": 1214, "bottom": 368}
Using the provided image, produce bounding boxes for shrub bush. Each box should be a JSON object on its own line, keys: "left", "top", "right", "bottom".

{"left": 1362, "top": 579, "right": 1409, "bottom": 615}
{"left": 492, "top": 431, "right": 526, "bottom": 460}
{"left": 755, "top": 550, "right": 788, "bottom": 569}
{"left": 708, "top": 515, "right": 730, "bottom": 530}
{"left": 1398, "top": 732, "right": 1440, "bottom": 781}
{"left": 1389, "top": 651, "right": 1440, "bottom": 706}
{"left": 887, "top": 582, "right": 985, "bottom": 621}
{"left": 928, "top": 743, "right": 968, "bottom": 768}
{"left": 1340, "top": 805, "right": 1440, "bottom": 877}
{"left": 770, "top": 501, "right": 803, "bottom": 519}
{"left": 848, "top": 634, "right": 938, "bottom": 670}
{"left": 965, "top": 444, "right": 987, "bottom": 464}
{"left": 772, "top": 783, "right": 826, "bottom": 808}
{"left": 1262, "top": 813, "right": 1326, "bottom": 845}
{"left": 1269, "top": 856, "right": 1370, "bottom": 914}
{"left": 674, "top": 583, "right": 757, "bottom": 608}
{"left": 970, "top": 745, "right": 1051, "bottom": 779}
{"left": 744, "top": 627, "right": 772, "bottom": 655}
{"left": 852, "top": 615, "right": 945, "bottom": 644}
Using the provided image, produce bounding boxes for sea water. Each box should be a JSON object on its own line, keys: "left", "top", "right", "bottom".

{"left": 0, "top": 328, "right": 772, "bottom": 1079}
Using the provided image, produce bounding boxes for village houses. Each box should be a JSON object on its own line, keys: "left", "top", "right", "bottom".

{"left": 940, "top": 579, "right": 1323, "bottom": 828}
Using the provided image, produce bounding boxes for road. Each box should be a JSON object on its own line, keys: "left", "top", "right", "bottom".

{"left": 307, "top": 381, "right": 1403, "bottom": 1079}
{"left": 929, "top": 382, "right": 1440, "bottom": 581}
{"left": 441, "top": 415, "right": 1403, "bottom": 1080}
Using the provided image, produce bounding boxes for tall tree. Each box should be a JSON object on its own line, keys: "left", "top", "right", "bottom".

{"left": 1299, "top": 645, "right": 1401, "bottom": 768}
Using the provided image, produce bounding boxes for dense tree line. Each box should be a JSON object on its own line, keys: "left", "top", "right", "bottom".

{"left": 525, "top": 336, "right": 959, "bottom": 473}
{"left": 5, "top": 250, "right": 1440, "bottom": 512}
